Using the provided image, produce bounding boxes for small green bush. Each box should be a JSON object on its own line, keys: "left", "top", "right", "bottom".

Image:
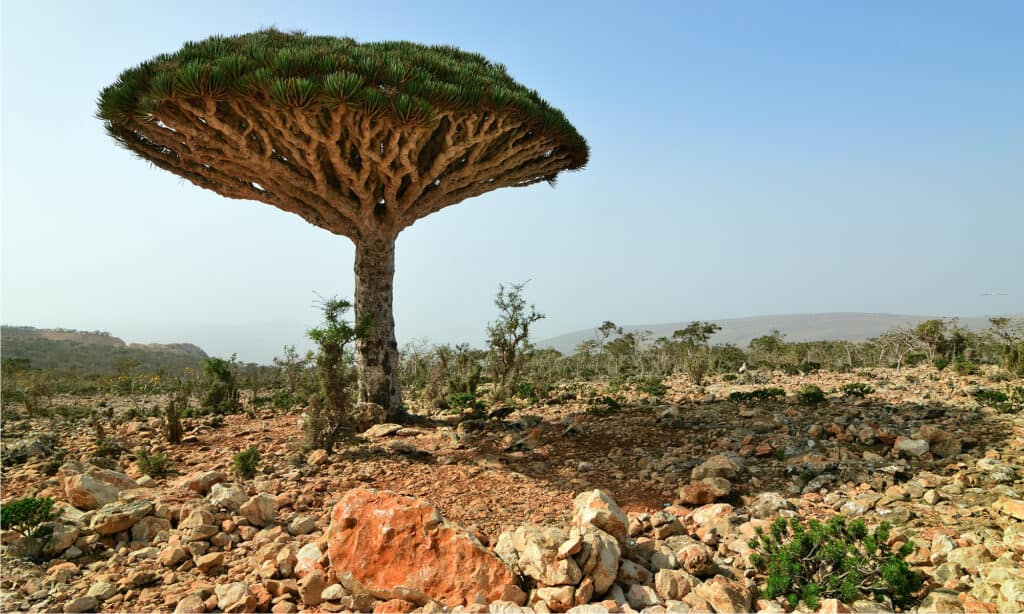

{"left": 201, "top": 357, "right": 241, "bottom": 414}
{"left": 232, "top": 446, "right": 259, "bottom": 479}
{"left": 447, "top": 391, "right": 485, "bottom": 412}
{"left": 841, "top": 382, "right": 874, "bottom": 398}
{"left": 722, "top": 373, "right": 738, "bottom": 382}
{"left": 953, "top": 360, "right": 979, "bottom": 376}
{"left": 135, "top": 447, "right": 170, "bottom": 478}
{"left": 0, "top": 497, "right": 56, "bottom": 540}
{"left": 975, "top": 388, "right": 1008, "bottom": 405}
{"left": 749, "top": 516, "right": 922, "bottom": 609}
{"left": 933, "top": 357, "right": 950, "bottom": 371}
{"left": 797, "top": 384, "right": 826, "bottom": 406}
{"left": 729, "top": 387, "right": 786, "bottom": 403}
{"left": 639, "top": 377, "right": 668, "bottom": 397}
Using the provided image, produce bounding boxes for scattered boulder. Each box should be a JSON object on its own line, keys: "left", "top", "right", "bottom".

{"left": 574, "top": 527, "right": 621, "bottom": 595}
{"left": 691, "top": 455, "right": 740, "bottom": 480}
{"left": 91, "top": 499, "right": 154, "bottom": 535}
{"left": 240, "top": 494, "right": 277, "bottom": 527}
{"left": 893, "top": 437, "right": 929, "bottom": 458}
{"left": 746, "top": 492, "right": 795, "bottom": 519}
{"left": 64, "top": 464, "right": 136, "bottom": 510}
{"left": 209, "top": 483, "right": 248, "bottom": 511}
{"left": 495, "top": 525, "right": 582, "bottom": 586}
{"left": 914, "top": 425, "right": 961, "bottom": 458}
{"left": 678, "top": 478, "right": 731, "bottom": 505}
{"left": 176, "top": 470, "right": 228, "bottom": 495}
{"left": 326, "top": 488, "right": 516, "bottom": 607}
{"left": 571, "top": 490, "right": 629, "bottom": 546}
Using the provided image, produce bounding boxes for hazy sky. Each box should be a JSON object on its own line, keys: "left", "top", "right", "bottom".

{"left": 2, "top": 1, "right": 1022, "bottom": 363}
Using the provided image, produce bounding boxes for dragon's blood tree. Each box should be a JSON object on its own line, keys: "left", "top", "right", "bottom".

{"left": 97, "top": 30, "right": 588, "bottom": 418}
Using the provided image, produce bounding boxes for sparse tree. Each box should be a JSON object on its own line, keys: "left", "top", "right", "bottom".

{"left": 98, "top": 30, "right": 588, "bottom": 419}
{"left": 487, "top": 282, "right": 544, "bottom": 400}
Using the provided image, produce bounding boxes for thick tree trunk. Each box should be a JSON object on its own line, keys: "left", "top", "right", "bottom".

{"left": 354, "top": 236, "right": 403, "bottom": 419}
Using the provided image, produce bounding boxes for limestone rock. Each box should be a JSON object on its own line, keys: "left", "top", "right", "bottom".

{"left": 678, "top": 478, "right": 731, "bottom": 505}
{"left": 893, "top": 437, "right": 929, "bottom": 458}
{"left": 240, "top": 493, "right": 276, "bottom": 527}
{"left": 91, "top": 499, "right": 154, "bottom": 535}
{"left": 918, "top": 589, "right": 964, "bottom": 613}
{"left": 913, "top": 425, "right": 961, "bottom": 458}
{"left": 571, "top": 490, "right": 629, "bottom": 546}
{"left": 176, "top": 470, "right": 227, "bottom": 495}
{"left": 691, "top": 455, "right": 740, "bottom": 480}
{"left": 327, "top": 488, "right": 515, "bottom": 608}
{"left": 654, "top": 569, "right": 700, "bottom": 601}
{"left": 496, "top": 525, "right": 582, "bottom": 586}
{"left": 574, "top": 527, "right": 620, "bottom": 595}
{"left": 746, "top": 492, "right": 795, "bottom": 519}
{"left": 209, "top": 483, "right": 248, "bottom": 511}
{"left": 64, "top": 465, "right": 136, "bottom": 510}
{"left": 693, "top": 576, "right": 751, "bottom": 613}
{"left": 63, "top": 596, "right": 99, "bottom": 613}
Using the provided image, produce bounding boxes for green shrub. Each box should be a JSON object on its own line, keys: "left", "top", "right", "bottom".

{"left": 953, "top": 360, "right": 979, "bottom": 376}
{"left": 975, "top": 388, "right": 1008, "bottom": 405}
{"left": 273, "top": 390, "right": 305, "bottom": 409}
{"left": 749, "top": 516, "right": 922, "bottom": 609}
{"left": 135, "top": 447, "right": 170, "bottom": 478}
{"left": 797, "top": 384, "right": 826, "bottom": 406}
{"left": 729, "top": 387, "right": 785, "bottom": 403}
{"left": 639, "top": 377, "right": 668, "bottom": 397}
{"left": 933, "top": 357, "right": 950, "bottom": 371}
{"left": 685, "top": 352, "right": 710, "bottom": 386}
{"left": 797, "top": 362, "right": 821, "bottom": 374}
{"left": 201, "top": 357, "right": 241, "bottom": 414}
{"left": 447, "top": 391, "right": 485, "bottom": 412}
{"left": 722, "top": 373, "right": 738, "bottom": 382}
{"left": 0, "top": 497, "right": 56, "bottom": 540}
{"left": 841, "top": 382, "right": 874, "bottom": 398}
{"left": 515, "top": 380, "right": 537, "bottom": 401}
{"left": 586, "top": 395, "right": 621, "bottom": 416}
{"left": 232, "top": 446, "right": 259, "bottom": 479}
{"left": 303, "top": 296, "right": 359, "bottom": 451}
{"left": 781, "top": 364, "right": 800, "bottom": 376}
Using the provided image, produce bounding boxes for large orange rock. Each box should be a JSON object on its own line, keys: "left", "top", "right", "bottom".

{"left": 326, "top": 488, "right": 516, "bottom": 608}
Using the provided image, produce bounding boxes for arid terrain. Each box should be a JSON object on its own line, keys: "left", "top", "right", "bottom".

{"left": 2, "top": 365, "right": 1024, "bottom": 613}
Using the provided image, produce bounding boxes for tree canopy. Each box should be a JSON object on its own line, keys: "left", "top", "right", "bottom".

{"left": 97, "top": 29, "right": 588, "bottom": 240}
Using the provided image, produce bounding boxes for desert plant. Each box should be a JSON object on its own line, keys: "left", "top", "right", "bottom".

{"left": 952, "top": 359, "right": 979, "bottom": 376}
{"left": 98, "top": 31, "right": 587, "bottom": 418}
{"left": 729, "top": 387, "right": 786, "bottom": 403}
{"left": 841, "top": 382, "right": 874, "bottom": 398}
{"left": 0, "top": 497, "right": 56, "bottom": 541}
{"left": 135, "top": 447, "right": 170, "bottom": 478}
{"left": 232, "top": 446, "right": 259, "bottom": 479}
{"left": 446, "top": 391, "right": 485, "bottom": 412}
{"left": 165, "top": 386, "right": 188, "bottom": 444}
{"left": 303, "top": 297, "right": 361, "bottom": 450}
{"left": 200, "top": 357, "right": 241, "bottom": 413}
{"left": 487, "top": 282, "right": 545, "bottom": 400}
{"left": 638, "top": 377, "right": 669, "bottom": 397}
{"left": 685, "top": 351, "right": 710, "bottom": 386}
{"left": 749, "top": 516, "right": 922, "bottom": 609}
{"left": 797, "top": 384, "right": 827, "bottom": 406}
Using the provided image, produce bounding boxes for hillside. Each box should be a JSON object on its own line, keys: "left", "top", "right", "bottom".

{"left": 0, "top": 326, "right": 207, "bottom": 374}
{"left": 539, "top": 311, "right": 1014, "bottom": 354}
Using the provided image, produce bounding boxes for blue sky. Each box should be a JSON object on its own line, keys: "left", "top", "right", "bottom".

{"left": 2, "top": 1, "right": 1022, "bottom": 362}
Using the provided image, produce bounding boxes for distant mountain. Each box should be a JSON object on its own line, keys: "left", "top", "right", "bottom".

{"left": 1, "top": 326, "right": 208, "bottom": 374}
{"left": 538, "top": 312, "right": 1018, "bottom": 355}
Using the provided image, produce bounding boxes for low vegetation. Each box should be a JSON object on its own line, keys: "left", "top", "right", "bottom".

{"left": 749, "top": 516, "right": 922, "bottom": 609}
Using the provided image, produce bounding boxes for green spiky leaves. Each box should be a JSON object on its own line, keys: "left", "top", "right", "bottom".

{"left": 97, "top": 29, "right": 587, "bottom": 169}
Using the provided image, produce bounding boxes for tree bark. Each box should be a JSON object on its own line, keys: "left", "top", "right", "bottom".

{"left": 354, "top": 236, "right": 403, "bottom": 419}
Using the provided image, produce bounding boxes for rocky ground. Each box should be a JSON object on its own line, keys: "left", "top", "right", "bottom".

{"left": 1, "top": 365, "right": 1023, "bottom": 613}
